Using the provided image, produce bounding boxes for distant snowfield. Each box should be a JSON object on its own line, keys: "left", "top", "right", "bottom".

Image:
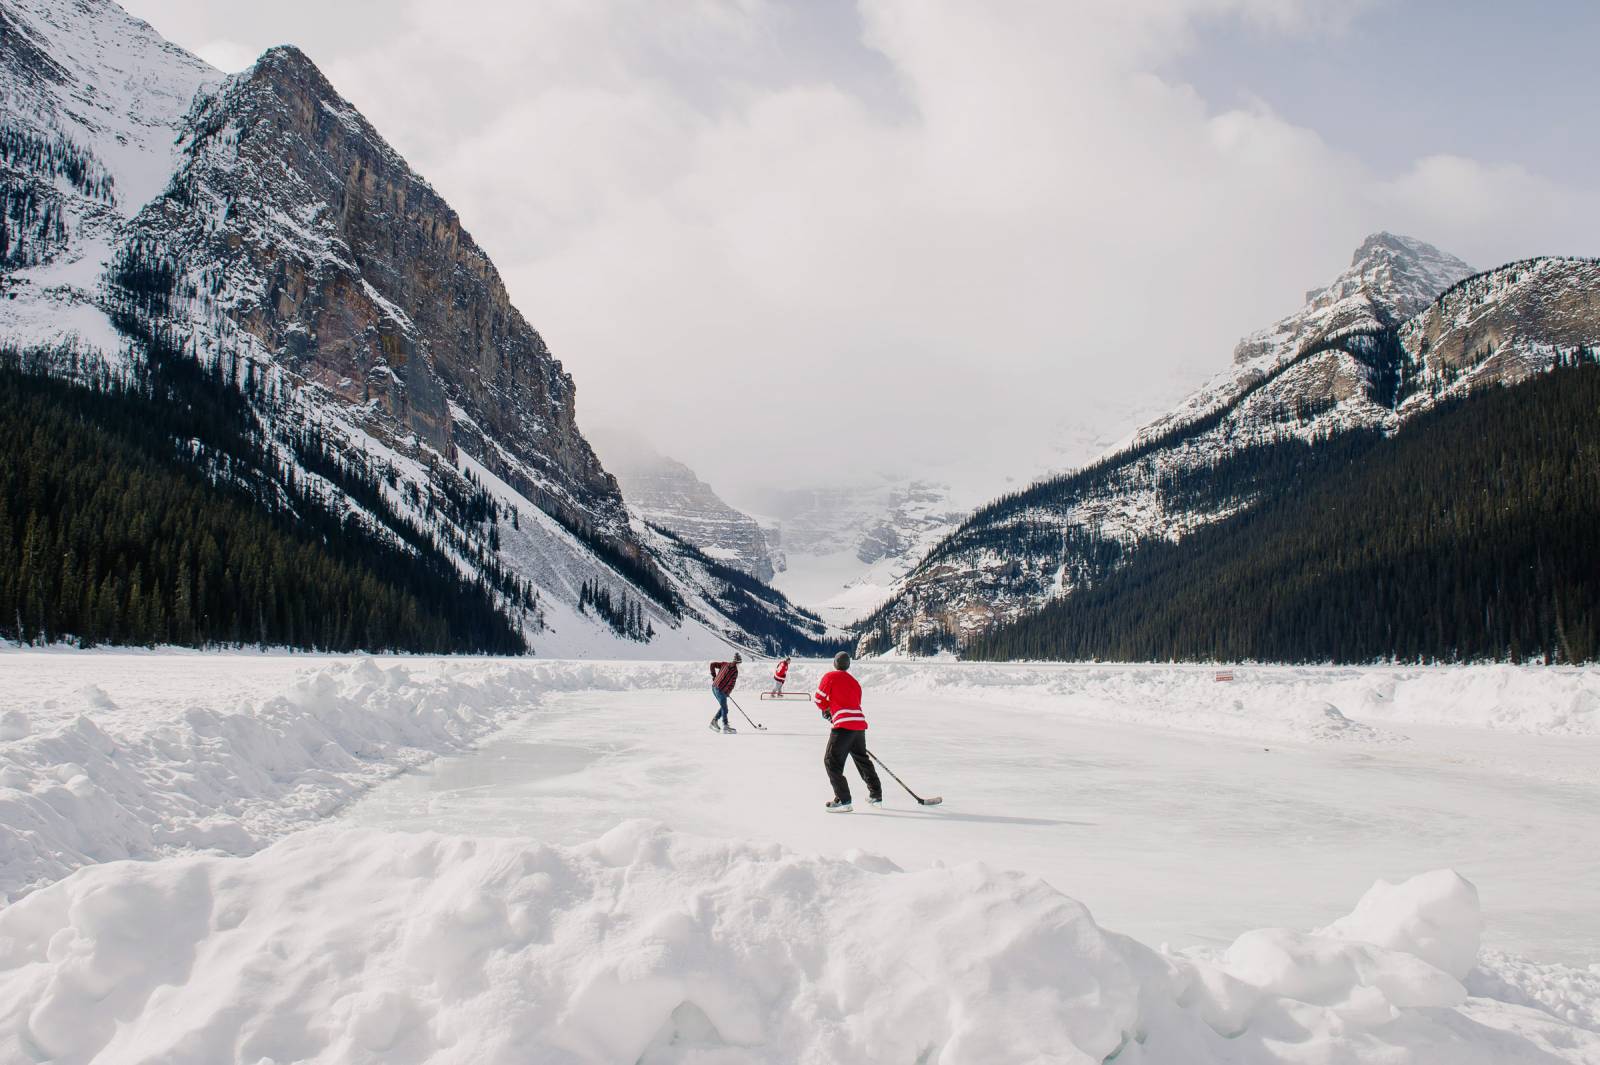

{"left": 2, "top": 652, "right": 1598, "bottom": 1063}
{"left": 769, "top": 547, "right": 900, "bottom": 626}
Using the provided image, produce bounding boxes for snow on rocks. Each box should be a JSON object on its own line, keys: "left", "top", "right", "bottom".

{"left": 0, "top": 827, "right": 1594, "bottom": 1064}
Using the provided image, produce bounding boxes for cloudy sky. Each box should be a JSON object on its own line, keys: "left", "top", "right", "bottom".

{"left": 121, "top": 0, "right": 1600, "bottom": 507}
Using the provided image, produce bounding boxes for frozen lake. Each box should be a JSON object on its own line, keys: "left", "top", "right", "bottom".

{"left": 8, "top": 653, "right": 1600, "bottom": 1062}
{"left": 343, "top": 686, "right": 1600, "bottom": 964}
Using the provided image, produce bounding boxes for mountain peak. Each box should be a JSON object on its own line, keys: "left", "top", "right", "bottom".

{"left": 1333, "top": 230, "right": 1474, "bottom": 321}
{"left": 1352, "top": 231, "right": 1442, "bottom": 265}
{"left": 239, "top": 43, "right": 349, "bottom": 118}
{"left": 1, "top": 0, "right": 216, "bottom": 210}
{"left": 249, "top": 43, "right": 323, "bottom": 83}
{"left": 1234, "top": 232, "right": 1474, "bottom": 367}
{"left": 1346, "top": 232, "right": 1474, "bottom": 309}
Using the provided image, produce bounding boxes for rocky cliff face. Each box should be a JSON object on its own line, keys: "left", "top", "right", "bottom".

{"left": 591, "top": 429, "right": 779, "bottom": 581}
{"left": 861, "top": 235, "right": 1600, "bottom": 654}
{"left": 1400, "top": 257, "right": 1600, "bottom": 398}
{"left": 1, "top": 0, "right": 826, "bottom": 656}
{"left": 126, "top": 45, "right": 626, "bottom": 537}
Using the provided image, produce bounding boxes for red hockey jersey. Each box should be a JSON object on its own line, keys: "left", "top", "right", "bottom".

{"left": 773, "top": 660, "right": 789, "bottom": 681}
{"left": 813, "top": 670, "right": 865, "bottom": 730}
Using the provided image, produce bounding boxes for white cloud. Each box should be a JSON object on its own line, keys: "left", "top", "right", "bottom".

{"left": 1376, "top": 154, "right": 1585, "bottom": 263}
{"left": 193, "top": 38, "right": 256, "bottom": 73}
{"left": 121, "top": 0, "right": 1600, "bottom": 502}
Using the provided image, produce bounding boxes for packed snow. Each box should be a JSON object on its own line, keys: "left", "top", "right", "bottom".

{"left": 343, "top": 675, "right": 1600, "bottom": 966}
{"left": 7, "top": 826, "right": 1597, "bottom": 1064}
{"left": 0, "top": 653, "right": 695, "bottom": 900}
{"left": 1, "top": 652, "right": 1598, "bottom": 1063}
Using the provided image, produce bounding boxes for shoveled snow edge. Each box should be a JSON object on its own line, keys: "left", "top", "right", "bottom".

{"left": 0, "top": 826, "right": 1594, "bottom": 1064}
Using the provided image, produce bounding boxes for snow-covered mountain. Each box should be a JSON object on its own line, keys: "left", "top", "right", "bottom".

{"left": 861, "top": 233, "right": 1600, "bottom": 654}
{"left": 760, "top": 476, "right": 965, "bottom": 566}
{"left": 588, "top": 428, "right": 781, "bottom": 582}
{"left": 752, "top": 475, "right": 968, "bottom": 625}
{"left": 1234, "top": 232, "right": 1474, "bottom": 366}
{"left": 0, "top": 0, "right": 829, "bottom": 657}
{"left": 1131, "top": 232, "right": 1475, "bottom": 447}
{"left": 0, "top": 0, "right": 215, "bottom": 346}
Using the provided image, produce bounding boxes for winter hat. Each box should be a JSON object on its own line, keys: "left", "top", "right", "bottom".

{"left": 733, "top": 653, "right": 743, "bottom": 663}
{"left": 833, "top": 651, "right": 851, "bottom": 671}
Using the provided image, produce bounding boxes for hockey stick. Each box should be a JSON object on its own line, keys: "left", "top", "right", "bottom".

{"left": 728, "top": 695, "right": 767, "bottom": 731}
{"left": 866, "top": 749, "right": 942, "bottom": 806}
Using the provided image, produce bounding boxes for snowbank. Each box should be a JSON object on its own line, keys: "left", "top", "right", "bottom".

{"left": 0, "top": 825, "right": 1593, "bottom": 1064}
{"left": 0, "top": 658, "right": 703, "bottom": 901}
{"left": 860, "top": 661, "right": 1600, "bottom": 742}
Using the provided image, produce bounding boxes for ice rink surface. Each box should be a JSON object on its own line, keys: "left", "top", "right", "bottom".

{"left": 343, "top": 685, "right": 1600, "bottom": 964}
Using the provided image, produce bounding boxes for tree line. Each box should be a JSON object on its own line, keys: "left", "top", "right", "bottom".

{"left": 0, "top": 350, "right": 526, "bottom": 654}
{"left": 966, "top": 364, "right": 1600, "bottom": 664}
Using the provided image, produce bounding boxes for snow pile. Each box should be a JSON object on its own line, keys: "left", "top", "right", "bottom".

{"left": 0, "top": 658, "right": 710, "bottom": 901}
{"left": 859, "top": 661, "right": 1600, "bottom": 742}
{"left": 0, "top": 826, "right": 1592, "bottom": 1064}
{"left": 1322, "top": 868, "right": 1483, "bottom": 980}
{"left": 0, "top": 711, "right": 30, "bottom": 742}
{"left": 1369, "top": 665, "right": 1600, "bottom": 734}
{"left": 1217, "top": 871, "right": 1481, "bottom": 1031}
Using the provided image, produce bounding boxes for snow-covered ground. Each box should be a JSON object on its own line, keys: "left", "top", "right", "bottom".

{"left": 343, "top": 684, "right": 1600, "bottom": 964}
{"left": 2, "top": 652, "right": 1598, "bottom": 1063}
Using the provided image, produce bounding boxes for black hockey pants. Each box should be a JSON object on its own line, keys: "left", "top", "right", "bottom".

{"left": 824, "top": 727, "right": 882, "bottom": 804}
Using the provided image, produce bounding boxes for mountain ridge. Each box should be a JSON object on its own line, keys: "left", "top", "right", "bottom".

{"left": 589, "top": 428, "right": 781, "bottom": 582}
{"left": 858, "top": 232, "right": 1600, "bottom": 657}
{"left": 966, "top": 361, "right": 1600, "bottom": 665}
{"left": 0, "top": 0, "right": 832, "bottom": 657}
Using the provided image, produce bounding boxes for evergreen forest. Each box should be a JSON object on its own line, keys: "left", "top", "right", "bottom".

{"left": 966, "top": 364, "right": 1600, "bottom": 664}
{"left": 0, "top": 352, "right": 527, "bottom": 654}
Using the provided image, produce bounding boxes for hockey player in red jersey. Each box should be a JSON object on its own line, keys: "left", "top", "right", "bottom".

{"left": 770, "top": 656, "right": 791, "bottom": 695}
{"left": 813, "top": 651, "right": 882, "bottom": 811}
